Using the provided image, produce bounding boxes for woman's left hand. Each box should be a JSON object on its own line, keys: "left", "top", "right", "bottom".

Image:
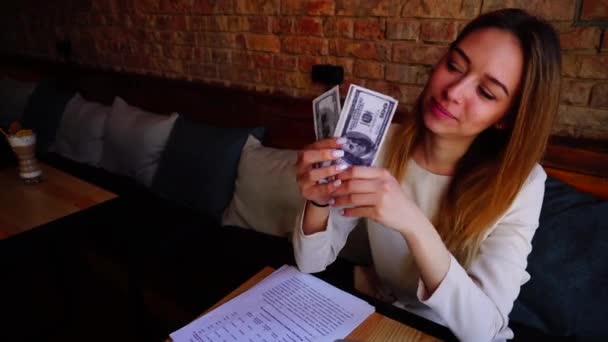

{"left": 332, "top": 166, "right": 425, "bottom": 235}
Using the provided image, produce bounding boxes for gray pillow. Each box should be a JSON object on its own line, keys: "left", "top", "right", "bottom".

{"left": 53, "top": 93, "right": 109, "bottom": 166}
{"left": 100, "top": 97, "right": 178, "bottom": 187}
{"left": 0, "top": 77, "right": 36, "bottom": 130}
{"left": 222, "top": 135, "right": 302, "bottom": 237}
{"left": 152, "top": 117, "right": 265, "bottom": 223}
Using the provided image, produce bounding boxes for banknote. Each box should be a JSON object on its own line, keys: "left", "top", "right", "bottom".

{"left": 331, "top": 84, "right": 398, "bottom": 168}
{"left": 313, "top": 85, "right": 341, "bottom": 141}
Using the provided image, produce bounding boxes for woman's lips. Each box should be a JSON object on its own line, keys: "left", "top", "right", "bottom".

{"left": 430, "top": 98, "right": 457, "bottom": 120}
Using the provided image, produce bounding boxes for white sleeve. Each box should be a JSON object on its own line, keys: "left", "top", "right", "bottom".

{"left": 415, "top": 164, "right": 547, "bottom": 342}
{"left": 292, "top": 202, "right": 361, "bottom": 273}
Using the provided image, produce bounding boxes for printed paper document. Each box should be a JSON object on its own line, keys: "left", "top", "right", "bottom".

{"left": 170, "top": 265, "right": 375, "bottom": 342}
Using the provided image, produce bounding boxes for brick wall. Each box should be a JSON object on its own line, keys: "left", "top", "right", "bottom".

{"left": 0, "top": 0, "right": 607, "bottom": 140}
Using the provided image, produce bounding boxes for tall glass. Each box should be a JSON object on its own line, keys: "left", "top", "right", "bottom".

{"left": 7, "top": 132, "right": 43, "bottom": 184}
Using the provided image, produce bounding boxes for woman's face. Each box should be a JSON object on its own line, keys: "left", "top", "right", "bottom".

{"left": 421, "top": 28, "right": 524, "bottom": 142}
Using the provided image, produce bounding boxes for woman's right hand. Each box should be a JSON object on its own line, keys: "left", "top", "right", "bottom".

{"left": 296, "top": 137, "right": 349, "bottom": 206}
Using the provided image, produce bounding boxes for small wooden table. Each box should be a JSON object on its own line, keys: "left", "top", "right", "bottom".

{"left": 168, "top": 267, "right": 441, "bottom": 342}
{"left": 0, "top": 163, "right": 117, "bottom": 239}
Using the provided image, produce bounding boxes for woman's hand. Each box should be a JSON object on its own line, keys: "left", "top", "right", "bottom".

{"left": 295, "top": 137, "right": 349, "bottom": 205}
{"left": 332, "top": 166, "right": 427, "bottom": 234}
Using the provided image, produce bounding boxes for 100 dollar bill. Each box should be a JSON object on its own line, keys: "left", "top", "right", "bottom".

{"left": 313, "top": 85, "right": 341, "bottom": 141}
{"left": 332, "top": 84, "right": 398, "bottom": 167}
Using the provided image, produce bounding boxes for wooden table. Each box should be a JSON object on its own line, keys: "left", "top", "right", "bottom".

{"left": 168, "top": 267, "right": 441, "bottom": 342}
{"left": 0, "top": 163, "right": 117, "bottom": 239}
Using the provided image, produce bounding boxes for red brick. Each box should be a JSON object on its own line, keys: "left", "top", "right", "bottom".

{"left": 386, "top": 19, "right": 420, "bottom": 40}
{"left": 339, "top": 77, "right": 366, "bottom": 95}
{"left": 164, "top": 45, "right": 195, "bottom": 60}
{"left": 248, "top": 16, "right": 270, "bottom": 33}
{"left": 220, "top": 64, "right": 260, "bottom": 82}
{"left": 271, "top": 17, "right": 294, "bottom": 34}
{"left": 260, "top": 69, "right": 299, "bottom": 87}
{"left": 148, "top": 15, "right": 188, "bottom": 31}
{"left": 560, "top": 26, "right": 602, "bottom": 50}
{"left": 189, "top": 16, "right": 208, "bottom": 31}
{"left": 211, "top": 49, "right": 231, "bottom": 63}
{"left": 335, "top": 0, "right": 396, "bottom": 17}
{"left": 481, "top": 0, "right": 575, "bottom": 20}
{"left": 365, "top": 80, "right": 402, "bottom": 100}
{"left": 192, "top": 0, "right": 234, "bottom": 14}
{"left": 235, "top": 0, "right": 279, "bottom": 14}
{"left": 325, "top": 56, "right": 354, "bottom": 75}
{"left": 420, "top": 21, "right": 458, "bottom": 43}
{"left": 353, "top": 60, "right": 384, "bottom": 79}
{"left": 393, "top": 43, "right": 446, "bottom": 65}
{"left": 282, "top": 36, "right": 328, "bottom": 55}
{"left": 296, "top": 17, "right": 323, "bottom": 36}
{"left": 194, "top": 47, "right": 211, "bottom": 62}
{"left": 561, "top": 54, "right": 581, "bottom": 77}
{"left": 156, "top": 31, "right": 196, "bottom": 45}
{"left": 235, "top": 33, "right": 247, "bottom": 49}
{"left": 385, "top": 64, "right": 430, "bottom": 84}
{"left": 402, "top": 0, "right": 481, "bottom": 19}
{"left": 206, "top": 16, "right": 226, "bottom": 31}
{"left": 226, "top": 16, "right": 249, "bottom": 31}
{"left": 354, "top": 19, "right": 385, "bottom": 40}
{"left": 581, "top": 0, "right": 608, "bottom": 20}
{"left": 164, "top": 58, "right": 185, "bottom": 74}
{"left": 143, "top": 44, "right": 165, "bottom": 58}
{"left": 331, "top": 39, "right": 390, "bottom": 61}
{"left": 159, "top": 0, "right": 193, "bottom": 13}
{"left": 366, "top": 81, "right": 422, "bottom": 105}
{"left": 231, "top": 50, "right": 252, "bottom": 66}
{"left": 134, "top": 0, "right": 160, "bottom": 13}
{"left": 590, "top": 83, "right": 608, "bottom": 108}
{"left": 281, "top": 0, "right": 335, "bottom": 15}
{"left": 273, "top": 54, "right": 297, "bottom": 71}
{"left": 197, "top": 32, "right": 235, "bottom": 48}
{"left": 298, "top": 56, "right": 323, "bottom": 72}
{"left": 323, "top": 18, "right": 353, "bottom": 38}
{"left": 560, "top": 79, "right": 593, "bottom": 106}
{"left": 246, "top": 34, "right": 280, "bottom": 52}
{"left": 580, "top": 55, "right": 608, "bottom": 79}
{"left": 554, "top": 105, "right": 608, "bottom": 140}
{"left": 250, "top": 52, "right": 273, "bottom": 67}
{"left": 398, "top": 84, "right": 424, "bottom": 104}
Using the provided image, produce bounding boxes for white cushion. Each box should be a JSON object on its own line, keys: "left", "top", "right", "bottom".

{"left": 222, "top": 135, "right": 303, "bottom": 237}
{"left": 100, "top": 96, "right": 178, "bottom": 187}
{"left": 53, "top": 93, "right": 109, "bottom": 166}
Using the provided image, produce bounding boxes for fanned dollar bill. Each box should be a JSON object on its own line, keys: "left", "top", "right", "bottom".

{"left": 331, "top": 84, "right": 398, "bottom": 168}
{"left": 312, "top": 85, "right": 341, "bottom": 141}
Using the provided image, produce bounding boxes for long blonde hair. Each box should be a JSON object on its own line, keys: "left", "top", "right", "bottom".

{"left": 385, "top": 9, "right": 562, "bottom": 268}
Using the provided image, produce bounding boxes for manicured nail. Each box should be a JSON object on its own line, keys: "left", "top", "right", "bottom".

{"left": 332, "top": 150, "right": 344, "bottom": 158}
{"left": 337, "top": 137, "right": 347, "bottom": 145}
{"left": 340, "top": 209, "right": 345, "bottom": 216}
{"left": 336, "top": 163, "right": 349, "bottom": 171}
{"left": 333, "top": 179, "right": 342, "bottom": 187}
{"left": 328, "top": 198, "right": 335, "bottom": 205}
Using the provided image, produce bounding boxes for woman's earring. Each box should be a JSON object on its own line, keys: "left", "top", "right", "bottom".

{"left": 495, "top": 122, "right": 505, "bottom": 129}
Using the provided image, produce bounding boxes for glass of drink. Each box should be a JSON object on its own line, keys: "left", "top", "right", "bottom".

{"left": 7, "top": 131, "right": 43, "bottom": 184}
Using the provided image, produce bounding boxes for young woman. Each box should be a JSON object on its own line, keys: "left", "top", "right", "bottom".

{"left": 293, "top": 8, "right": 561, "bottom": 342}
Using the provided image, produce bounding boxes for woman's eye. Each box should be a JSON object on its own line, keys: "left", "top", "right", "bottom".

{"left": 446, "top": 61, "right": 460, "bottom": 73}
{"left": 478, "top": 87, "right": 495, "bottom": 100}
